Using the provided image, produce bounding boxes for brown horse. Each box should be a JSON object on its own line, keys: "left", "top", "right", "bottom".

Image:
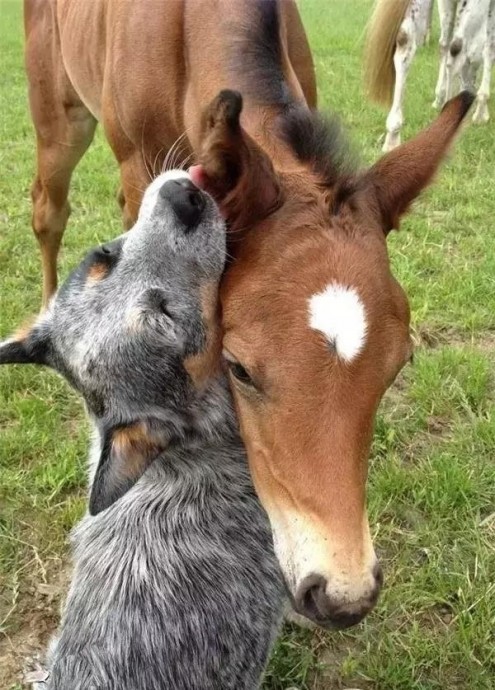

{"left": 23, "top": 0, "right": 473, "bottom": 628}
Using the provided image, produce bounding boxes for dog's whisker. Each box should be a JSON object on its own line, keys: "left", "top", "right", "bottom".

{"left": 140, "top": 117, "right": 154, "bottom": 182}
{"left": 163, "top": 131, "right": 188, "bottom": 172}
{"left": 169, "top": 139, "right": 190, "bottom": 171}
{"left": 177, "top": 151, "right": 195, "bottom": 170}
{"left": 152, "top": 147, "right": 166, "bottom": 178}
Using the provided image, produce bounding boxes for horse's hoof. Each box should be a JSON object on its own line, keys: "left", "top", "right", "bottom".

{"left": 382, "top": 135, "right": 400, "bottom": 152}
{"left": 472, "top": 106, "right": 489, "bottom": 125}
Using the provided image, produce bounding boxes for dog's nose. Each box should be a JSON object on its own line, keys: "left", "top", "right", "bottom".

{"left": 159, "top": 178, "right": 205, "bottom": 229}
{"left": 295, "top": 567, "right": 383, "bottom": 630}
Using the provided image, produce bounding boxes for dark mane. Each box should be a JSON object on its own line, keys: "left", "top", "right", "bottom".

{"left": 229, "top": 0, "right": 357, "bottom": 185}
{"left": 278, "top": 107, "right": 358, "bottom": 186}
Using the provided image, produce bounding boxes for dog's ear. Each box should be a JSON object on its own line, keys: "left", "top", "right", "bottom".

{"left": 89, "top": 418, "right": 171, "bottom": 515}
{"left": 0, "top": 318, "right": 51, "bottom": 366}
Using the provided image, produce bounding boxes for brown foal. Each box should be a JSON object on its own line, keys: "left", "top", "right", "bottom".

{"left": 23, "top": 0, "right": 473, "bottom": 628}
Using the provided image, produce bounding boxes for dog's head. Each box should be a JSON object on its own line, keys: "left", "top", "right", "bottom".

{"left": 1, "top": 171, "right": 226, "bottom": 513}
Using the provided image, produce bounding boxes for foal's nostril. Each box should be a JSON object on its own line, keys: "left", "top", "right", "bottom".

{"left": 159, "top": 178, "right": 205, "bottom": 229}
{"left": 296, "top": 574, "right": 332, "bottom": 623}
{"left": 295, "top": 570, "right": 382, "bottom": 630}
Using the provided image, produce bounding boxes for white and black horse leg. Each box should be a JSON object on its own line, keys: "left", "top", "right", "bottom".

{"left": 460, "top": 60, "right": 478, "bottom": 92}
{"left": 434, "top": 0, "right": 457, "bottom": 108}
{"left": 424, "top": 0, "right": 435, "bottom": 46}
{"left": 472, "top": 1, "right": 494, "bottom": 123}
{"left": 383, "top": 15, "right": 418, "bottom": 152}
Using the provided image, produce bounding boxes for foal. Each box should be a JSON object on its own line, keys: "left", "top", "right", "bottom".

{"left": 0, "top": 172, "right": 283, "bottom": 689}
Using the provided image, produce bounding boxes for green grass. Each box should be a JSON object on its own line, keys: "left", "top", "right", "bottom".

{"left": 1, "top": 0, "right": 494, "bottom": 688}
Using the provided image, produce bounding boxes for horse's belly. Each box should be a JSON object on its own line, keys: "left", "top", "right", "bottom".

{"left": 57, "top": 0, "right": 106, "bottom": 119}
{"left": 103, "top": 1, "right": 185, "bottom": 149}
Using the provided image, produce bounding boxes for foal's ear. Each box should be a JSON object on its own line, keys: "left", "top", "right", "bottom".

{"left": 0, "top": 319, "right": 50, "bottom": 366}
{"left": 368, "top": 91, "right": 475, "bottom": 233}
{"left": 190, "top": 90, "right": 282, "bottom": 228}
{"left": 89, "top": 418, "right": 170, "bottom": 515}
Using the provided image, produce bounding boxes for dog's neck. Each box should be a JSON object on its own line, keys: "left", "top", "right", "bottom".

{"left": 85, "top": 373, "right": 239, "bottom": 487}
{"left": 188, "top": 374, "right": 238, "bottom": 443}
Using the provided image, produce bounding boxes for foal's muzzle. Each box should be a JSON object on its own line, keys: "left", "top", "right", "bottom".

{"left": 294, "top": 563, "right": 383, "bottom": 629}
{"left": 159, "top": 178, "right": 206, "bottom": 229}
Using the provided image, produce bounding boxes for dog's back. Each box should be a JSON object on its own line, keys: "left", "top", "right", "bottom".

{"left": 42, "top": 429, "right": 282, "bottom": 689}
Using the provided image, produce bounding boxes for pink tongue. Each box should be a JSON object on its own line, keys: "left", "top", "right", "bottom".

{"left": 188, "top": 164, "right": 208, "bottom": 189}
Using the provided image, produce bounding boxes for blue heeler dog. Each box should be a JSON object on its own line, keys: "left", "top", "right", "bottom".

{"left": 0, "top": 171, "right": 284, "bottom": 689}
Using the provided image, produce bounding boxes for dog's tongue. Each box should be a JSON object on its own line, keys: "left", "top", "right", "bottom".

{"left": 189, "top": 164, "right": 208, "bottom": 190}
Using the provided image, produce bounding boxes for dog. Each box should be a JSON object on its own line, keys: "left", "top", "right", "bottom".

{"left": 0, "top": 171, "right": 284, "bottom": 689}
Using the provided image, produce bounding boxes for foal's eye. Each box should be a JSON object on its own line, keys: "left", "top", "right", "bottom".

{"left": 223, "top": 350, "right": 256, "bottom": 388}
{"left": 228, "top": 361, "right": 254, "bottom": 385}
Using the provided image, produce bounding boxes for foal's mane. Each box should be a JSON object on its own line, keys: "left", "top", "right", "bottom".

{"left": 229, "top": 0, "right": 357, "bottom": 186}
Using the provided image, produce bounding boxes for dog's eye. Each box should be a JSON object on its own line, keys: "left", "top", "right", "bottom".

{"left": 95, "top": 240, "right": 121, "bottom": 261}
{"left": 142, "top": 288, "right": 174, "bottom": 322}
{"left": 157, "top": 298, "right": 173, "bottom": 320}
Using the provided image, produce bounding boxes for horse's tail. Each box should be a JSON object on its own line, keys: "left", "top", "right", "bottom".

{"left": 363, "top": 0, "right": 411, "bottom": 106}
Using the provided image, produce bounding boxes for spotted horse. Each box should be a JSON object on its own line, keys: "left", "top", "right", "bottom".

{"left": 365, "top": 0, "right": 492, "bottom": 151}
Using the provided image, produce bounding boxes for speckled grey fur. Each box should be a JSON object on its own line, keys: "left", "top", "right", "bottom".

{"left": 40, "top": 411, "right": 284, "bottom": 689}
{"left": 1, "top": 172, "right": 284, "bottom": 689}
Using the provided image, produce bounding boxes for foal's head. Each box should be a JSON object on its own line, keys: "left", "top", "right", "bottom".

{"left": 191, "top": 90, "right": 473, "bottom": 628}
{"left": 0, "top": 171, "right": 226, "bottom": 513}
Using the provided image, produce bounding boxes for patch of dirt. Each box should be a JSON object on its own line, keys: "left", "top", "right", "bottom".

{"left": 394, "top": 419, "right": 452, "bottom": 469}
{"left": 414, "top": 325, "right": 495, "bottom": 354}
{"left": 0, "top": 559, "right": 71, "bottom": 690}
{"left": 308, "top": 634, "right": 372, "bottom": 690}
{"left": 419, "top": 601, "right": 455, "bottom": 631}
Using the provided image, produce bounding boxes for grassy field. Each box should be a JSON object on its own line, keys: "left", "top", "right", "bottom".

{"left": 1, "top": 0, "right": 494, "bottom": 688}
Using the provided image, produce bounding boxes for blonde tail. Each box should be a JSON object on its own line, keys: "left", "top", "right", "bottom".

{"left": 364, "top": 0, "right": 411, "bottom": 106}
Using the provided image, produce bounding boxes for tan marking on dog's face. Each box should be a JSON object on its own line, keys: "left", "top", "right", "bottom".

{"left": 86, "top": 262, "right": 109, "bottom": 286}
{"left": 184, "top": 281, "right": 222, "bottom": 389}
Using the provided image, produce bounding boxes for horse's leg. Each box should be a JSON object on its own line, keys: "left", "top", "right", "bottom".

{"left": 284, "top": 0, "right": 317, "bottom": 108}
{"left": 472, "top": 5, "right": 494, "bottom": 124}
{"left": 117, "top": 155, "right": 151, "bottom": 229}
{"left": 102, "top": 99, "right": 151, "bottom": 229}
{"left": 460, "top": 60, "right": 477, "bottom": 92}
{"left": 434, "top": 0, "right": 457, "bottom": 108}
{"left": 383, "top": 23, "right": 417, "bottom": 152}
{"left": 117, "top": 186, "right": 126, "bottom": 217}
{"left": 424, "top": 0, "right": 435, "bottom": 46}
{"left": 472, "top": 43, "right": 493, "bottom": 124}
{"left": 25, "top": 5, "right": 97, "bottom": 307}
